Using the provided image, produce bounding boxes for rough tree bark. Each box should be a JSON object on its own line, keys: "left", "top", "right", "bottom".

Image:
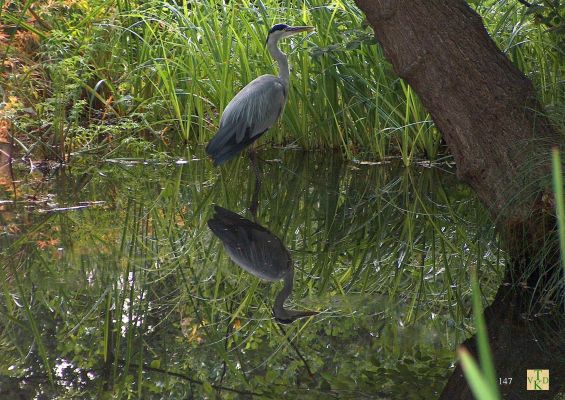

{"left": 353, "top": 0, "right": 563, "bottom": 398}
{"left": 354, "top": 0, "right": 560, "bottom": 222}
{"left": 353, "top": 0, "right": 562, "bottom": 292}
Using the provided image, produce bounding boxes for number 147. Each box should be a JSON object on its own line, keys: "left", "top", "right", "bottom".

{"left": 498, "top": 378, "right": 513, "bottom": 385}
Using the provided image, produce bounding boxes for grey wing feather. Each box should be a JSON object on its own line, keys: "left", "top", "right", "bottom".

{"left": 205, "top": 75, "right": 286, "bottom": 165}
{"left": 207, "top": 206, "right": 290, "bottom": 281}
{"left": 221, "top": 75, "right": 286, "bottom": 142}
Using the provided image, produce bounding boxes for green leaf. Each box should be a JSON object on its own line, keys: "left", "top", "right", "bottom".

{"left": 459, "top": 347, "right": 500, "bottom": 400}
{"left": 202, "top": 381, "right": 214, "bottom": 395}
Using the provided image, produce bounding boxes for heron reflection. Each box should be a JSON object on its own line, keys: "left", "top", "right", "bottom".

{"left": 207, "top": 206, "right": 317, "bottom": 324}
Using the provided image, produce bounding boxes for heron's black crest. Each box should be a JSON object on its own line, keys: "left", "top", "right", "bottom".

{"left": 266, "top": 24, "right": 288, "bottom": 45}
{"left": 268, "top": 24, "right": 288, "bottom": 34}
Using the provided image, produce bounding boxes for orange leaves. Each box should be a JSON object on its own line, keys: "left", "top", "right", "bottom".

{"left": 181, "top": 317, "right": 206, "bottom": 344}
{"left": 0, "top": 31, "right": 9, "bottom": 44}
{"left": 13, "top": 30, "right": 40, "bottom": 53}
{"left": 0, "top": 96, "right": 21, "bottom": 143}
{"left": 3, "top": 96, "right": 20, "bottom": 111}
{"left": 0, "top": 120, "right": 10, "bottom": 143}
{"left": 6, "top": 223, "right": 20, "bottom": 234}
{"left": 37, "top": 238, "right": 60, "bottom": 249}
{"left": 0, "top": 176, "right": 14, "bottom": 189}
{"left": 0, "top": 29, "right": 39, "bottom": 58}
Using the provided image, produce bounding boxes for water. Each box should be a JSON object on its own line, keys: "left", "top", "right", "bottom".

{"left": 0, "top": 150, "right": 504, "bottom": 398}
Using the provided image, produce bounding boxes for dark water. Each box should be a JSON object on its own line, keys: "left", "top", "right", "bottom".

{"left": 0, "top": 150, "right": 507, "bottom": 398}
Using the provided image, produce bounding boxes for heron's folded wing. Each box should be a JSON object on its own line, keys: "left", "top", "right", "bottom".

{"left": 220, "top": 75, "right": 286, "bottom": 144}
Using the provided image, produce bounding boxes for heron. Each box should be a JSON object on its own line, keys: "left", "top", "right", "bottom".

{"left": 207, "top": 205, "right": 317, "bottom": 324}
{"left": 205, "top": 24, "right": 314, "bottom": 166}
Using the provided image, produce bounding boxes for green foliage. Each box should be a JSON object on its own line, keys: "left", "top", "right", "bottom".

{"left": 520, "top": 0, "right": 565, "bottom": 37}
{"left": 459, "top": 348, "right": 500, "bottom": 400}
{"left": 3, "top": 0, "right": 563, "bottom": 162}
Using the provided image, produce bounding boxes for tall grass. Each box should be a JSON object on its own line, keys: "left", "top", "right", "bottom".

{"left": 4, "top": 0, "right": 561, "bottom": 162}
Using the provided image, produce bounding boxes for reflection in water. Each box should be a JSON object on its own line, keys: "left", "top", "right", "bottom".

{"left": 2, "top": 150, "right": 561, "bottom": 398}
{"left": 208, "top": 205, "right": 318, "bottom": 324}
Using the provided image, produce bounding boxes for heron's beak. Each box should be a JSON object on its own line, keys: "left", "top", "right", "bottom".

{"left": 284, "top": 26, "right": 315, "bottom": 35}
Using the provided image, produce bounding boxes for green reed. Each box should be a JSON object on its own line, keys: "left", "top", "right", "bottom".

{"left": 7, "top": 0, "right": 561, "bottom": 162}
{"left": 459, "top": 267, "right": 500, "bottom": 400}
{"left": 552, "top": 148, "right": 565, "bottom": 274}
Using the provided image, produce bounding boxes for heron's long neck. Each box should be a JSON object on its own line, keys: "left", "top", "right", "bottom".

{"left": 273, "top": 269, "right": 294, "bottom": 318}
{"left": 267, "top": 39, "right": 290, "bottom": 88}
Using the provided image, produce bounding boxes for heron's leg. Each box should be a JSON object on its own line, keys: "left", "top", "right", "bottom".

{"left": 248, "top": 141, "right": 257, "bottom": 158}
{"left": 248, "top": 145, "right": 262, "bottom": 221}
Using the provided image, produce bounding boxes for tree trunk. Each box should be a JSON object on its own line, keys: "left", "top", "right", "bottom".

{"left": 353, "top": 0, "right": 561, "bottom": 290}
{"left": 353, "top": 0, "right": 563, "bottom": 396}
{"left": 354, "top": 0, "right": 559, "bottom": 218}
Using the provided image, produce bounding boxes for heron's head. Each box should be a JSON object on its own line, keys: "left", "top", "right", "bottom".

{"left": 273, "top": 309, "right": 318, "bottom": 324}
{"left": 266, "top": 24, "right": 315, "bottom": 45}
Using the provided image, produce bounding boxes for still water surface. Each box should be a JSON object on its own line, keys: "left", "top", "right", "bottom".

{"left": 0, "top": 150, "right": 504, "bottom": 398}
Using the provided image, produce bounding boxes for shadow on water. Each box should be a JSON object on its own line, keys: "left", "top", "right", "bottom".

{"left": 0, "top": 149, "right": 563, "bottom": 398}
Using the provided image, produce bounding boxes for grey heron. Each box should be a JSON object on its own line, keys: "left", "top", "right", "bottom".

{"left": 205, "top": 24, "right": 314, "bottom": 165}
{"left": 207, "top": 205, "right": 317, "bottom": 324}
